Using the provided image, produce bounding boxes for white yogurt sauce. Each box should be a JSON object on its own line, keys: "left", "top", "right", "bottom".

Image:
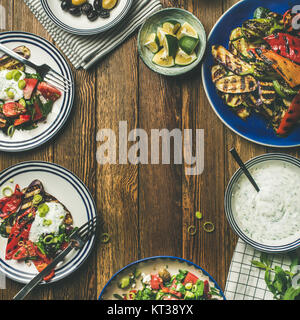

{"left": 29, "top": 202, "right": 66, "bottom": 243}
{"left": 0, "top": 70, "right": 25, "bottom": 102}
{"left": 231, "top": 160, "right": 300, "bottom": 245}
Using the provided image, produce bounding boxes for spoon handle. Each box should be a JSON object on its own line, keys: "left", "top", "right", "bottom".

{"left": 230, "top": 148, "right": 260, "bottom": 192}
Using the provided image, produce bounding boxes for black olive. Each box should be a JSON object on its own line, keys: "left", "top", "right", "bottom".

{"left": 99, "top": 9, "right": 110, "bottom": 19}
{"left": 61, "top": 0, "right": 71, "bottom": 11}
{"left": 93, "top": 0, "right": 102, "bottom": 12}
{"left": 69, "top": 6, "right": 82, "bottom": 16}
{"left": 87, "top": 10, "right": 99, "bottom": 21}
{"left": 81, "top": 3, "right": 93, "bottom": 15}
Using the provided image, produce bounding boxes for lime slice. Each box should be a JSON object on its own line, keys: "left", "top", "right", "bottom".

{"left": 175, "top": 48, "right": 197, "bottom": 66}
{"left": 179, "top": 36, "right": 199, "bottom": 55}
{"left": 152, "top": 48, "right": 175, "bottom": 67}
{"left": 162, "top": 20, "right": 181, "bottom": 34}
{"left": 144, "top": 33, "right": 160, "bottom": 54}
{"left": 163, "top": 34, "right": 178, "bottom": 57}
{"left": 177, "top": 22, "right": 198, "bottom": 40}
{"left": 157, "top": 27, "right": 170, "bottom": 46}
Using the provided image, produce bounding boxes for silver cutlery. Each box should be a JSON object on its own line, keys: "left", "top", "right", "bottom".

{"left": 0, "top": 43, "right": 72, "bottom": 93}
{"left": 13, "top": 216, "right": 97, "bottom": 300}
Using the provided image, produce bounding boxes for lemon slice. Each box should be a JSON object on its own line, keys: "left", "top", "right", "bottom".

{"left": 152, "top": 48, "right": 175, "bottom": 67}
{"left": 177, "top": 22, "right": 198, "bottom": 40}
{"left": 162, "top": 20, "right": 181, "bottom": 34}
{"left": 179, "top": 36, "right": 199, "bottom": 55}
{"left": 175, "top": 48, "right": 197, "bottom": 66}
{"left": 157, "top": 27, "right": 170, "bottom": 46}
{"left": 144, "top": 33, "right": 160, "bottom": 54}
{"left": 163, "top": 34, "right": 178, "bottom": 57}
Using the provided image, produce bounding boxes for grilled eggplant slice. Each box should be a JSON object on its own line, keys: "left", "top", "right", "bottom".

{"left": 212, "top": 45, "right": 253, "bottom": 75}
{"left": 259, "top": 81, "right": 276, "bottom": 105}
{"left": 0, "top": 46, "right": 31, "bottom": 71}
{"left": 215, "top": 75, "right": 257, "bottom": 94}
{"left": 211, "top": 65, "right": 227, "bottom": 83}
{"left": 223, "top": 93, "right": 245, "bottom": 108}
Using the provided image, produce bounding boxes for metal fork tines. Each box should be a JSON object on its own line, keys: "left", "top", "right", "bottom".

{"left": 70, "top": 216, "right": 98, "bottom": 248}
{"left": 0, "top": 43, "right": 72, "bottom": 93}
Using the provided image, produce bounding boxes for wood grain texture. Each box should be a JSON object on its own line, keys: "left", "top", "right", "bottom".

{"left": 0, "top": 0, "right": 284, "bottom": 300}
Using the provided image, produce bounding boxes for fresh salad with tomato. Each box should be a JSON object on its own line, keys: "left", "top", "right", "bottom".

{"left": 0, "top": 180, "right": 74, "bottom": 281}
{"left": 211, "top": 6, "right": 300, "bottom": 136}
{"left": 113, "top": 268, "right": 223, "bottom": 300}
{"left": 0, "top": 46, "right": 61, "bottom": 137}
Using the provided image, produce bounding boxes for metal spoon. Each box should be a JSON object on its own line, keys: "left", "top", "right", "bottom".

{"left": 229, "top": 148, "right": 260, "bottom": 192}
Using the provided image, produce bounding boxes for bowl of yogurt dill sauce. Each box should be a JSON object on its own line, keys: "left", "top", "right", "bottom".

{"left": 225, "top": 153, "right": 300, "bottom": 253}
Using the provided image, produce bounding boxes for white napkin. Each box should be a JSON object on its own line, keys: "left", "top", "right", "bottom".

{"left": 225, "top": 239, "right": 294, "bottom": 300}
{"left": 23, "top": 0, "right": 162, "bottom": 69}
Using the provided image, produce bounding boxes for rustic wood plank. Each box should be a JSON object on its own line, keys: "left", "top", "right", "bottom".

{"left": 95, "top": 35, "right": 139, "bottom": 297}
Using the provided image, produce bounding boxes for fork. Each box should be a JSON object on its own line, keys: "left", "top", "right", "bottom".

{"left": 0, "top": 43, "right": 72, "bottom": 93}
{"left": 13, "top": 216, "right": 97, "bottom": 300}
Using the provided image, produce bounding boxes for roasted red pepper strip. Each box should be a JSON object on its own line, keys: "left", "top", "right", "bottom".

{"left": 277, "top": 91, "right": 300, "bottom": 136}
{"left": 5, "top": 207, "right": 35, "bottom": 260}
{"left": 34, "top": 249, "right": 55, "bottom": 281}
{"left": 150, "top": 274, "right": 163, "bottom": 290}
{"left": 0, "top": 185, "right": 23, "bottom": 219}
{"left": 264, "top": 33, "right": 300, "bottom": 64}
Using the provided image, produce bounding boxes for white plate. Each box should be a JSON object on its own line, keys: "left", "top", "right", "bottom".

{"left": 0, "top": 161, "right": 97, "bottom": 284}
{"left": 99, "top": 256, "right": 226, "bottom": 300}
{"left": 0, "top": 32, "right": 74, "bottom": 152}
{"left": 41, "top": 0, "right": 133, "bottom": 35}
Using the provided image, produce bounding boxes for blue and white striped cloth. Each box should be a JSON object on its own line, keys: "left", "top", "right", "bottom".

{"left": 24, "top": 0, "right": 162, "bottom": 69}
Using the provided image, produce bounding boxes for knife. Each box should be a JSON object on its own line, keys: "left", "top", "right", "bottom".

{"left": 13, "top": 243, "right": 74, "bottom": 300}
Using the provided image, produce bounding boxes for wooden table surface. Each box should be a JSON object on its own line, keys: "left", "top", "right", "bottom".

{"left": 0, "top": 0, "right": 299, "bottom": 300}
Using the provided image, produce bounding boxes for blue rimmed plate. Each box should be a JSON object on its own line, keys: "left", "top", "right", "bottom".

{"left": 41, "top": 0, "right": 133, "bottom": 36}
{"left": 0, "top": 32, "right": 74, "bottom": 152}
{"left": 202, "top": 0, "right": 300, "bottom": 148}
{"left": 99, "top": 256, "right": 226, "bottom": 300}
{"left": 0, "top": 161, "right": 97, "bottom": 284}
{"left": 225, "top": 153, "right": 300, "bottom": 253}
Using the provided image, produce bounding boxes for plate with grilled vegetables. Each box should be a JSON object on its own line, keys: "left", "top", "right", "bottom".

{"left": 202, "top": 0, "right": 300, "bottom": 147}
{"left": 0, "top": 161, "right": 97, "bottom": 284}
{"left": 0, "top": 31, "right": 74, "bottom": 152}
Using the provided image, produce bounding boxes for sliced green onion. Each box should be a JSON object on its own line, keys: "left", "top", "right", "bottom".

{"left": 203, "top": 222, "right": 215, "bottom": 233}
{"left": 187, "top": 225, "right": 197, "bottom": 236}
{"left": 32, "top": 194, "right": 43, "bottom": 205}
{"left": 7, "top": 125, "right": 15, "bottom": 137}
{"left": 43, "top": 235, "right": 54, "bottom": 244}
{"left": 100, "top": 233, "right": 110, "bottom": 244}
{"left": 2, "top": 186, "right": 13, "bottom": 197}
{"left": 195, "top": 211, "right": 202, "bottom": 220}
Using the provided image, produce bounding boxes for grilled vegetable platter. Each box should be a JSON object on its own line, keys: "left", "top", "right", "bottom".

{"left": 210, "top": 6, "right": 300, "bottom": 137}
{"left": 0, "top": 180, "right": 75, "bottom": 281}
{"left": 0, "top": 46, "right": 62, "bottom": 138}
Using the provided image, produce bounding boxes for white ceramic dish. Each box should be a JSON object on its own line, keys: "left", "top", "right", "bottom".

{"left": 0, "top": 31, "right": 74, "bottom": 152}
{"left": 0, "top": 161, "right": 97, "bottom": 284}
{"left": 99, "top": 256, "right": 225, "bottom": 300}
{"left": 225, "top": 153, "right": 300, "bottom": 253}
{"left": 41, "top": 0, "right": 133, "bottom": 35}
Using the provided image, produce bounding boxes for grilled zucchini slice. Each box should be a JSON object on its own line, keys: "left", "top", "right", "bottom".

{"left": 223, "top": 94, "right": 244, "bottom": 108}
{"left": 212, "top": 45, "right": 253, "bottom": 75}
{"left": 215, "top": 75, "right": 257, "bottom": 94}
{"left": 211, "top": 65, "right": 227, "bottom": 83}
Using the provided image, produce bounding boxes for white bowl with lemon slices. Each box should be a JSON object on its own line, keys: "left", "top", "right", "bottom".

{"left": 138, "top": 8, "right": 206, "bottom": 76}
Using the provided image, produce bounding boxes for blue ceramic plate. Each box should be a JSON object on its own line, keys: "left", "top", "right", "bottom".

{"left": 41, "top": 0, "right": 133, "bottom": 36}
{"left": 225, "top": 153, "right": 300, "bottom": 253}
{"left": 0, "top": 32, "right": 74, "bottom": 152}
{"left": 99, "top": 256, "right": 226, "bottom": 300}
{"left": 0, "top": 161, "right": 97, "bottom": 284}
{"left": 202, "top": 0, "right": 300, "bottom": 148}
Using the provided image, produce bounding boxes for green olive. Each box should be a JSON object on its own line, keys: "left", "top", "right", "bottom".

{"left": 18, "top": 79, "right": 26, "bottom": 90}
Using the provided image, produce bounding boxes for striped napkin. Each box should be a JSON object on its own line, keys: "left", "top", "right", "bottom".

{"left": 23, "top": 0, "right": 162, "bottom": 69}
{"left": 225, "top": 239, "right": 296, "bottom": 300}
